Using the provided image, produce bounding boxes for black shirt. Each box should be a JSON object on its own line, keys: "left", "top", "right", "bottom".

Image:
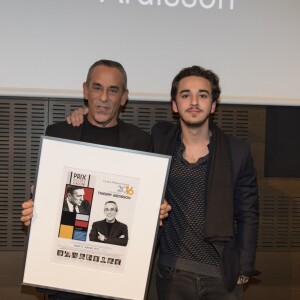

{"left": 80, "top": 118, "right": 119, "bottom": 146}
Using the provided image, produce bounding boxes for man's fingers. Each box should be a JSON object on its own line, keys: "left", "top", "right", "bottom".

{"left": 24, "top": 220, "right": 31, "bottom": 226}
{"left": 21, "top": 199, "right": 34, "bottom": 226}
{"left": 160, "top": 199, "right": 171, "bottom": 212}
{"left": 22, "top": 208, "right": 33, "bottom": 216}
{"left": 20, "top": 214, "right": 33, "bottom": 226}
{"left": 160, "top": 200, "right": 171, "bottom": 220}
{"left": 69, "top": 107, "right": 85, "bottom": 127}
{"left": 22, "top": 199, "right": 33, "bottom": 209}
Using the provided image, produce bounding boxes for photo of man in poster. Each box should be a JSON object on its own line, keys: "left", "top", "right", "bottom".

{"left": 89, "top": 201, "right": 128, "bottom": 246}
{"left": 62, "top": 185, "right": 91, "bottom": 214}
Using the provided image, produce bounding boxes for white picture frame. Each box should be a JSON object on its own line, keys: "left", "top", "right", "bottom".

{"left": 23, "top": 136, "right": 171, "bottom": 300}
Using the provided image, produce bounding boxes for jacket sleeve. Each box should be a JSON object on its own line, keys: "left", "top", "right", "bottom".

{"left": 105, "top": 223, "right": 129, "bottom": 247}
{"left": 89, "top": 222, "right": 99, "bottom": 242}
{"left": 232, "top": 139, "right": 259, "bottom": 276}
{"left": 150, "top": 121, "right": 176, "bottom": 154}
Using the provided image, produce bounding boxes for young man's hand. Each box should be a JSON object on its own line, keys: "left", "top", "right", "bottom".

{"left": 160, "top": 199, "right": 171, "bottom": 226}
{"left": 66, "top": 106, "right": 89, "bottom": 127}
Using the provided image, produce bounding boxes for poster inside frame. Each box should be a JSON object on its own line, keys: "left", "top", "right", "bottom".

{"left": 23, "top": 136, "right": 171, "bottom": 300}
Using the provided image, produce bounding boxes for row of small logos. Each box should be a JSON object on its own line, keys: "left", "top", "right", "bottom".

{"left": 57, "top": 249, "right": 122, "bottom": 265}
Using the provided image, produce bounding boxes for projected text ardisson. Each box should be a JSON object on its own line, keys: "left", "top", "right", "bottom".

{"left": 99, "top": 0, "right": 235, "bottom": 10}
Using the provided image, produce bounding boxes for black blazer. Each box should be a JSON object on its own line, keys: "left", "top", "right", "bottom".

{"left": 89, "top": 219, "right": 128, "bottom": 246}
{"left": 45, "top": 118, "right": 151, "bottom": 152}
{"left": 151, "top": 121, "right": 259, "bottom": 292}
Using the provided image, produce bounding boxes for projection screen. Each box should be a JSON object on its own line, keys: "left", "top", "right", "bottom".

{"left": 0, "top": 0, "right": 299, "bottom": 105}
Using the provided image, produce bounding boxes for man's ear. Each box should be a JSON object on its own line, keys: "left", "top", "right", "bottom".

{"left": 172, "top": 100, "right": 178, "bottom": 113}
{"left": 83, "top": 82, "right": 88, "bottom": 100}
{"left": 120, "top": 89, "right": 129, "bottom": 107}
{"left": 211, "top": 100, "right": 217, "bottom": 114}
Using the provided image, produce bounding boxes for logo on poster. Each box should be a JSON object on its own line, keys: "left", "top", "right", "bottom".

{"left": 117, "top": 185, "right": 134, "bottom": 196}
{"left": 70, "top": 173, "right": 89, "bottom": 187}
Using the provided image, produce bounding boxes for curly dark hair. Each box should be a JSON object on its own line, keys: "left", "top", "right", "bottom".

{"left": 171, "top": 65, "right": 221, "bottom": 103}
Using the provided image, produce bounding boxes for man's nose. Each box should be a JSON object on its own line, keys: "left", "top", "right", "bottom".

{"left": 190, "top": 94, "right": 198, "bottom": 105}
{"left": 99, "top": 89, "right": 109, "bottom": 101}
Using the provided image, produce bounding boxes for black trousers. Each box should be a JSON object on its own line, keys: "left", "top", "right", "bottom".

{"left": 156, "top": 263, "right": 243, "bottom": 300}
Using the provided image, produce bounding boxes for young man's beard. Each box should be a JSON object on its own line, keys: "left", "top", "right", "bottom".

{"left": 179, "top": 113, "right": 210, "bottom": 128}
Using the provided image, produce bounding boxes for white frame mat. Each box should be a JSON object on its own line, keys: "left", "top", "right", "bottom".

{"left": 23, "top": 136, "right": 171, "bottom": 300}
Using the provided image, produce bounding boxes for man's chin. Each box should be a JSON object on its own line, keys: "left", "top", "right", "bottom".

{"left": 106, "top": 218, "right": 115, "bottom": 223}
{"left": 181, "top": 119, "right": 206, "bottom": 128}
{"left": 88, "top": 114, "right": 112, "bottom": 127}
{"left": 95, "top": 118, "right": 109, "bottom": 125}
{"left": 95, "top": 117, "right": 117, "bottom": 128}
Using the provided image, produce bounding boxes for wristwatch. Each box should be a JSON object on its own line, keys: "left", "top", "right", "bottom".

{"left": 238, "top": 275, "right": 249, "bottom": 284}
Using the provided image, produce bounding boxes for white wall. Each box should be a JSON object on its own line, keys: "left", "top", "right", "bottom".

{"left": 0, "top": 0, "right": 299, "bottom": 105}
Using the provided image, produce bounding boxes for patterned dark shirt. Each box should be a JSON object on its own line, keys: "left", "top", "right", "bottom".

{"left": 160, "top": 135, "right": 220, "bottom": 276}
